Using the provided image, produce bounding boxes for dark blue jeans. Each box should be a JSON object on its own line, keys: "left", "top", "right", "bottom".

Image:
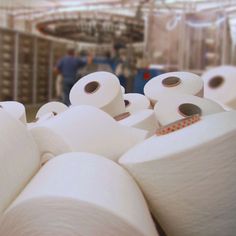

{"left": 63, "top": 79, "right": 75, "bottom": 106}
{"left": 118, "top": 75, "right": 127, "bottom": 90}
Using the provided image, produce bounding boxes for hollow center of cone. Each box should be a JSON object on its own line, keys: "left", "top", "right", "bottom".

{"left": 52, "top": 111, "right": 58, "bottom": 116}
{"left": 85, "top": 81, "right": 100, "bottom": 94}
{"left": 162, "top": 76, "right": 181, "bottom": 87}
{"left": 124, "top": 100, "right": 130, "bottom": 107}
{"left": 178, "top": 103, "right": 202, "bottom": 117}
{"left": 208, "top": 76, "right": 224, "bottom": 89}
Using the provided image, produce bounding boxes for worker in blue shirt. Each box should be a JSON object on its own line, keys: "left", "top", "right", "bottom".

{"left": 55, "top": 46, "right": 86, "bottom": 105}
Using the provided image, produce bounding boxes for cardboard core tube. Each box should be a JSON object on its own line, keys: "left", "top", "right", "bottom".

{"left": 124, "top": 100, "right": 130, "bottom": 107}
{"left": 162, "top": 77, "right": 181, "bottom": 87}
{"left": 156, "top": 114, "right": 200, "bottom": 136}
{"left": 85, "top": 81, "right": 100, "bottom": 94}
{"left": 178, "top": 103, "right": 202, "bottom": 117}
{"left": 208, "top": 76, "right": 224, "bottom": 89}
{"left": 114, "top": 112, "right": 131, "bottom": 121}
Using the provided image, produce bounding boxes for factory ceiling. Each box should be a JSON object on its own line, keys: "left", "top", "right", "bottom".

{"left": 1, "top": 1, "right": 236, "bottom": 19}
{"left": 1, "top": 0, "right": 236, "bottom": 43}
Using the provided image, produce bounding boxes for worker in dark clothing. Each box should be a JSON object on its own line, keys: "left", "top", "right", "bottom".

{"left": 55, "top": 46, "right": 86, "bottom": 105}
{"left": 76, "top": 52, "right": 113, "bottom": 80}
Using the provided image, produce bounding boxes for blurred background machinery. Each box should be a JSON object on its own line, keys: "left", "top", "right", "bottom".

{"left": 0, "top": 0, "right": 236, "bottom": 102}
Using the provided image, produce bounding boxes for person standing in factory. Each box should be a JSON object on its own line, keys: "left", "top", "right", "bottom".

{"left": 115, "top": 49, "right": 130, "bottom": 90}
{"left": 55, "top": 45, "right": 86, "bottom": 106}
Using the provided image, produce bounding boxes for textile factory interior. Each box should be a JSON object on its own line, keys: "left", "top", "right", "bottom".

{"left": 0, "top": 1, "right": 236, "bottom": 236}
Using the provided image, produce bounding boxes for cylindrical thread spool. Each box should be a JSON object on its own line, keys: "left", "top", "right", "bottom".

{"left": 178, "top": 103, "right": 202, "bottom": 117}
{"left": 84, "top": 81, "right": 100, "bottom": 94}
{"left": 162, "top": 77, "right": 181, "bottom": 87}
{"left": 208, "top": 76, "right": 224, "bottom": 89}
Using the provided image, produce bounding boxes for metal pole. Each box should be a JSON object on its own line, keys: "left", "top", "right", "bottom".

{"left": 221, "top": 11, "right": 228, "bottom": 65}
{"left": 32, "top": 36, "right": 37, "bottom": 104}
{"left": 48, "top": 41, "right": 54, "bottom": 100}
{"left": 13, "top": 32, "right": 19, "bottom": 101}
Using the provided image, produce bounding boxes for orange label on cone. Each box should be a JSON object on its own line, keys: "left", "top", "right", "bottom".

{"left": 156, "top": 114, "right": 200, "bottom": 136}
